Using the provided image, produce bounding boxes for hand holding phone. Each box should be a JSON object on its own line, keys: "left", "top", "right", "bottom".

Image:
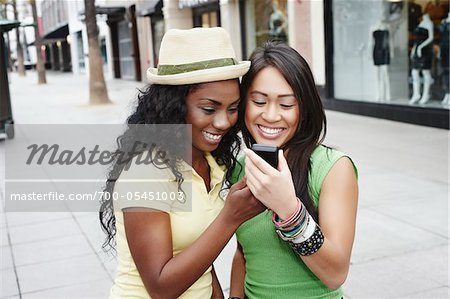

{"left": 251, "top": 144, "right": 278, "bottom": 169}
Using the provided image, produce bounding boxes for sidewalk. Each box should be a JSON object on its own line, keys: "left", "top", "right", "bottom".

{"left": 1, "top": 71, "right": 448, "bottom": 298}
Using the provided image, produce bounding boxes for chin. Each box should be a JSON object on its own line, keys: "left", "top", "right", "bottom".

{"left": 199, "top": 142, "right": 220, "bottom": 153}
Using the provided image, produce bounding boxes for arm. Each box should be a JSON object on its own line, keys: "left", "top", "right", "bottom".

{"left": 211, "top": 265, "right": 224, "bottom": 299}
{"left": 389, "top": 27, "right": 394, "bottom": 59}
{"left": 244, "top": 150, "right": 358, "bottom": 289}
{"left": 297, "top": 157, "right": 358, "bottom": 289}
{"left": 417, "top": 22, "right": 434, "bottom": 56}
{"left": 229, "top": 241, "right": 246, "bottom": 298}
{"left": 124, "top": 178, "right": 265, "bottom": 299}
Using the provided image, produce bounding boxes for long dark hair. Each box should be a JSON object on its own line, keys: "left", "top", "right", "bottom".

{"left": 100, "top": 83, "right": 241, "bottom": 252}
{"left": 239, "top": 42, "right": 327, "bottom": 222}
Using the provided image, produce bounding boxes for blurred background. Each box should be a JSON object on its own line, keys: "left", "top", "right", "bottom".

{"left": 0, "top": 0, "right": 449, "bottom": 298}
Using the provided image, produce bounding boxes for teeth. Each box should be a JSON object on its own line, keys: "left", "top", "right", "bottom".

{"left": 259, "top": 125, "right": 283, "bottom": 134}
{"left": 203, "top": 131, "right": 222, "bottom": 141}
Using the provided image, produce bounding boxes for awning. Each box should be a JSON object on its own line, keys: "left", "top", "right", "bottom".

{"left": 79, "top": 6, "right": 126, "bottom": 17}
{"left": 95, "top": 6, "right": 126, "bottom": 16}
{"left": 43, "top": 24, "right": 69, "bottom": 39}
{"left": 178, "top": 0, "right": 218, "bottom": 9}
{"left": 0, "top": 19, "right": 21, "bottom": 33}
{"left": 137, "top": 0, "right": 163, "bottom": 17}
{"left": 78, "top": 6, "right": 126, "bottom": 23}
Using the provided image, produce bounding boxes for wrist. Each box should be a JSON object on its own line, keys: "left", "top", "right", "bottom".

{"left": 217, "top": 209, "right": 241, "bottom": 231}
{"left": 277, "top": 195, "right": 299, "bottom": 220}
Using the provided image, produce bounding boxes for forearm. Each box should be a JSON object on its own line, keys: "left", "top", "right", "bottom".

{"left": 229, "top": 245, "right": 246, "bottom": 298}
{"left": 149, "top": 212, "right": 239, "bottom": 298}
{"left": 418, "top": 34, "right": 434, "bottom": 52}
{"left": 298, "top": 237, "right": 351, "bottom": 290}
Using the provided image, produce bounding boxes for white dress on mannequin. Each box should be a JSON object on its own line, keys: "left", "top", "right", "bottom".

{"left": 409, "top": 14, "right": 434, "bottom": 105}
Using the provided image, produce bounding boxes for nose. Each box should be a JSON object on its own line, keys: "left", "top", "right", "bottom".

{"left": 212, "top": 111, "right": 233, "bottom": 131}
{"left": 262, "top": 103, "right": 282, "bottom": 122}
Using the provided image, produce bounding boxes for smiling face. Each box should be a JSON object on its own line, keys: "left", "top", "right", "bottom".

{"left": 244, "top": 66, "right": 300, "bottom": 148}
{"left": 185, "top": 79, "right": 240, "bottom": 155}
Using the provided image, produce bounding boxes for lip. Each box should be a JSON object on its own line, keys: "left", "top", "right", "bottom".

{"left": 202, "top": 130, "right": 224, "bottom": 145}
{"left": 256, "top": 124, "right": 285, "bottom": 140}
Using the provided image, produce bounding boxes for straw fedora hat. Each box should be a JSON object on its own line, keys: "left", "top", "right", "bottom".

{"left": 147, "top": 27, "right": 250, "bottom": 85}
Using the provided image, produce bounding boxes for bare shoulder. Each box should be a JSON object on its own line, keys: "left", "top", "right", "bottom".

{"left": 327, "top": 156, "right": 357, "bottom": 181}
{"left": 320, "top": 156, "right": 358, "bottom": 206}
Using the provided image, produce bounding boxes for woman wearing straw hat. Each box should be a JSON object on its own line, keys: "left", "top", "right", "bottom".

{"left": 100, "top": 27, "right": 265, "bottom": 298}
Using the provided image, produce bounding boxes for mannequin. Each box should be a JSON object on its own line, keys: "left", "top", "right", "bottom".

{"left": 269, "top": 0, "right": 287, "bottom": 42}
{"left": 408, "top": 0, "right": 422, "bottom": 34}
{"left": 371, "top": 19, "right": 394, "bottom": 102}
{"left": 440, "top": 13, "right": 449, "bottom": 106}
{"left": 409, "top": 14, "right": 434, "bottom": 105}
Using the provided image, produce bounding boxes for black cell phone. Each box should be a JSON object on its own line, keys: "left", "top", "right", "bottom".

{"left": 251, "top": 144, "right": 278, "bottom": 169}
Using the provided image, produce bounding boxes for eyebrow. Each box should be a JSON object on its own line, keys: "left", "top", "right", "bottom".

{"left": 200, "top": 98, "right": 241, "bottom": 106}
{"left": 250, "top": 91, "right": 295, "bottom": 98}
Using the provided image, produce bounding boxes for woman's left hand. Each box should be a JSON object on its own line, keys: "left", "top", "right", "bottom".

{"left": 244, "top": 148, "right": 298, "bottom": 220}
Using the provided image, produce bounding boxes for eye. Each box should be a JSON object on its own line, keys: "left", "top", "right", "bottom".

{"left": 252, "top": 99, "right": 266, "bottom": 106}
{"left": 228, "top": 105, "right": 239, "bottom": 113}
{"left": 280, "top": 104, "right": 295, "bottom": 108}
{"left": 201, "top": 107, "right": 215, "bottom": 114}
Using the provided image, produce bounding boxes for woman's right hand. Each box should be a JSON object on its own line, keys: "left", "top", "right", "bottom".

{"left": 222, "top": 177, "right": 266, "bottom": 227}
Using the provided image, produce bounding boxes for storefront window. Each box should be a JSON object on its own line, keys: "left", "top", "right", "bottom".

{"left": 151, "top": 17, "right": 164, "bottom": 67}
{"left": 192, "top": 2, "right": 220, "bottom": 28}
{"left": 245, "top": 0, "right": 288, "bottom": 56}
{"left": 76, "top": 31, "right": 85, "bottom": 72}
{"left": 332, "top": 0, "right": 449, "bottom": 109}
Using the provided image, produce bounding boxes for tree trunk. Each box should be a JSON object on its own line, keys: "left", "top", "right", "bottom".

{"left": 13, "top": 0, "right": 25, "bottom": 76}
{"left": 30, "top": 0, "right": 46, "bottom": 84}
{"left": 84, "top": 0, "right": 110, "bottom": 105}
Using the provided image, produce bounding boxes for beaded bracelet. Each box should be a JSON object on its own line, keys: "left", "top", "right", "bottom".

{"left": 289, "top": 223, "right": 325, "bottom": 256}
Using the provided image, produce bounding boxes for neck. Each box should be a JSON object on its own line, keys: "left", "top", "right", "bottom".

{"left": 191, "top": 147, "right": 206, "bottom": 168}
{"left": 378, "top": 20, "right": 387, "bottom": 30}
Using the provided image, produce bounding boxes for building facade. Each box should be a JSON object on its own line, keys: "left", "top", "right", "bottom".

{"left": 35, "top": 0, "right": 449, "bottom": 128}
{"left": 40, "top": 0, "right": 72, "bottom": 72}
{"left": 322, "top": 0, "right": 449, "bottom": 128}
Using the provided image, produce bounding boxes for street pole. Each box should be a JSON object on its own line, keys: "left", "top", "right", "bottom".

{"left": 0, "top": 31, "right": 11, "bottom": 108}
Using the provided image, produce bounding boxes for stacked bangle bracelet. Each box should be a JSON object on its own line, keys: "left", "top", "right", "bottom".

{"left": 272, "top": 197, "right": 324, "bottom": 256}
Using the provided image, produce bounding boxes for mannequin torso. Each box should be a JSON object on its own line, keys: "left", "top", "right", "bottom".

{"left": 373, "top": 21, "right": 391, "bottom": 66}
{"left": 411, "top": 14, "right": 434, "bottom": 70}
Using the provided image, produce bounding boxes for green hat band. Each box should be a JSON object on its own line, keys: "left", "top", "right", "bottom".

{"left": 157, "top": 58, "right": 237, "bottom": 75}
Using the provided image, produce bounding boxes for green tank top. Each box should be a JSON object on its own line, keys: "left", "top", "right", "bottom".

{"left": 231, "top": 145, "right": 357, "bottom": 299}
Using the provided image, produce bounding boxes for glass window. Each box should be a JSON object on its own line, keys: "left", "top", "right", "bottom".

{"left": 151, "top": 17, "right": 165, "bottom": 67}
{"left": 193, "top": 4, "right": 220, "bottom": 28}
{"left": 100, "top": 37, "right": 107, "bottom": 65}
{"left": 76, "top": 31, "right": 85, "bottom": 71}
{"left": 245, "top": 0, "right": 288, "bottom": 56}
{"left": 332, "top": 0, "right": 449, "bottom": 109}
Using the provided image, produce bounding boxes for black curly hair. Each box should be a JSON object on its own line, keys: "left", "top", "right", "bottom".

{"left": 99, "top": 82, "right": 241, "bottom": 252}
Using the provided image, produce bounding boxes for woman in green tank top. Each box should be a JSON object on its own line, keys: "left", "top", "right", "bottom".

{"left": 228, "top": 42, "right": 359, "bottom": 299}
